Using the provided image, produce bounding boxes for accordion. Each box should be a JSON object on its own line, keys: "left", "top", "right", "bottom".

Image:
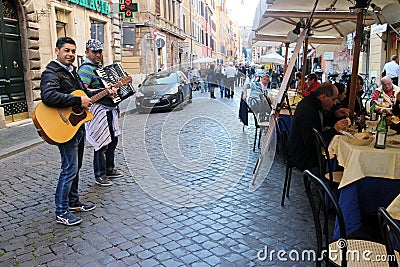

{"left": 95, "top": 62, "right": 135, "bottom": 103}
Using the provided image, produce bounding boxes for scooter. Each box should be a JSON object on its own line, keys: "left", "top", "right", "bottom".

{"left": 191, "top": 75, "right": 201, "bottom": 91}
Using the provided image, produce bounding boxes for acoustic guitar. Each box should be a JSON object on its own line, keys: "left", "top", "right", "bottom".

{"left": 32, "top": 76, "right": 132, "bottom": 145}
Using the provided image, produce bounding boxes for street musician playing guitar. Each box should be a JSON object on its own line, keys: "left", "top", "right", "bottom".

{"left": 38, "top": 37, "right": 116, "bottom": 226}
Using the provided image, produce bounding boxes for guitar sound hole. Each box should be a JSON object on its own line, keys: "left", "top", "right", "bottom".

{"left": 72, "top": 106, "right": 84, "bottom": 115}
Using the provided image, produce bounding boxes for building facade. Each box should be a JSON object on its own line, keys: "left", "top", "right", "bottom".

{"left": 0, "top": 0, "right": 117, "bottom": 127}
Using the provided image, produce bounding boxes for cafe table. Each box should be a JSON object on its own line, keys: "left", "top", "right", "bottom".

{"left": 387, "top": 194, "right": 400, "bottom": 221}
{"left": 328, "top": 133, "right": 400, "bottom": 240}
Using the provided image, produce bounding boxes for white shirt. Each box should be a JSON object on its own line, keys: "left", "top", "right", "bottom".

{"left": 225, "top": 66, "right": 237, "bottom": 78}
{"left": 383, "top": 61, "right": 399, "bottom": 78}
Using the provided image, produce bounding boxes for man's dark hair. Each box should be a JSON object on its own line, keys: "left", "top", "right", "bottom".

{"left": 56, "top": 37, "right": 76, "bottom": 49}
{"left": 315, "top": 82, "right": 335, "bottom": 97}
{"left": 392, "top": 55, "right": 397, "bottom": 61}
{"left": 334, "top": 82, "right": 345, "bottom": 95}
{"left": 307, "top": 73, "right": 318, "bottom": 81}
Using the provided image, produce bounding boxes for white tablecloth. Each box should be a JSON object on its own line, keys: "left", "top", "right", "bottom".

{"left": 328, "top": 135, "right": 400, "bottom": 188}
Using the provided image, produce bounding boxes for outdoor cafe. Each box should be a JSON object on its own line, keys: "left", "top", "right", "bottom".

{"left": 244, "top": 0, "right": 400, "bottom": 265}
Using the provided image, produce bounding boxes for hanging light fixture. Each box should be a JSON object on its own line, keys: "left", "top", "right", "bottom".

{"left": 293, "top": 22, "right": 303, "bottom": 35}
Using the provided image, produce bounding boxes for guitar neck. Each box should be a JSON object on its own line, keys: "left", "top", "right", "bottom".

{"left": 88, "top": 78, "right": 129, "bottom": 103}
{"left": 90, "top": 88, "right": 109, "bottom": 103}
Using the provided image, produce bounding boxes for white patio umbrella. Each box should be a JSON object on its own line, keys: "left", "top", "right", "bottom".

{"left": 259, "top": 52, "right": 285, "bottom": 65}
{"left": 192, "top": 57, "right": 216, "bottom": 64}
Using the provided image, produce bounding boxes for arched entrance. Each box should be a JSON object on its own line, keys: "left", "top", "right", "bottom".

{"left": 0, "top": 0, "right": 26, "bottom": 123}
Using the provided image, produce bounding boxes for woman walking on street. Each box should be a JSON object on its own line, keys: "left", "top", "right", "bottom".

{"left": 207, "top": 64, "right": 217, "bottom": 99}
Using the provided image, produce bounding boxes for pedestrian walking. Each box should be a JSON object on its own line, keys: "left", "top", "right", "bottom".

{"left": 382, "top": 55, "right": 399, "bottom": 86}
{"left": 78, "top": 39, "right": 124, "bottom": 187}
{"left": 199, "top": 65, "right": 208, "bottom": 93}
{"left": 216, "top": 64, "right": 226, "bottom": 98}
{"left": 207, "top": 64, "right": 217, "bottom": 99}
{"left": 225, "top": 62, "right": 237, "bottom": 98}
{"left": 39, "top": 37, "right": 114, "bottom": 226}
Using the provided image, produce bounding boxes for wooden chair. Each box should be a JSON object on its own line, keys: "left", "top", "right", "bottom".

{"left": 378, "top": 207, "right": 400, "bottom": 267}
{"left": 303, "top": 170, "right": 389, "bottom": 267}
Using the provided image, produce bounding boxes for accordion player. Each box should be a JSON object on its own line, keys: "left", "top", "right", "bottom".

{"left": 95, "top": 62, "right": 135, "bottom": 103}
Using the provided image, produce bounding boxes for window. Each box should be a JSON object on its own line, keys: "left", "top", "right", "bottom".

{"left": 172, "top": 0, "right": 175, "bottom": 24}
{"left": 55, "top": 9, "right": 70, "bottom": 38}
{"left": 182, "top": 14, "right": 186, "bottom": 33}
{"left": 163, "top": 0, "right": 167, "bottom": 18}
{"left": 122, "top": 23, "right": 136, "bottom": 48}
{"left": 155, "top": 0, "right": 161, "bottom": 15}
{"left": 91, "top": 22, "right": 104, "bottom": 43}
{"left": 56, "top": 21, "right": 66, "bottom": 38}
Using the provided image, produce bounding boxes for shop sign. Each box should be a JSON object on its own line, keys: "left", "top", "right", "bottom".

{"left": 347, "top": 33, "right": 353, "bottom": 50}
{"left": 371, "top": 23, "right": 387, "bottom": 35}
{"left": 65, "top": 0, "right": 110, "bottom": 15}
{"left": 324, "top": 52, "right": 334, "bottom": 61}
{"left": 119, "top": 0, "right": 139, "bottom": 18}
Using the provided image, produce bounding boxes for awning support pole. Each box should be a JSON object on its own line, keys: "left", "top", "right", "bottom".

{"left": 348, "top": 9, "right": 365, "bottom": 114}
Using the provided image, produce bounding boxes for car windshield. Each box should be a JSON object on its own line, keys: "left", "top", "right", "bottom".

{"left": 143, "top": 72, "right": 178, "bottom": 86}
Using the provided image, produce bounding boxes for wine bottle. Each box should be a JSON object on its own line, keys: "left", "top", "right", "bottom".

{"left": 370, "top": 104, "right": 377, "bottom": 121}
{"left": 378, "top": 91, "right": 383, "bottom": 104}
{"left": 374, "top": 113, "right": 388, "bottom": 149}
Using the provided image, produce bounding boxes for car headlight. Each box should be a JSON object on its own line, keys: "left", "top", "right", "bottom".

{"left": 165, "top": 86, "right": 179, "bottom": 95}
{"left": 136, "top": 91, "right": 144, "bottom": 97}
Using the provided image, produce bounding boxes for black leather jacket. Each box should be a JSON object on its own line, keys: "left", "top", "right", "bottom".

{"left": 40, "top": 61, "right": 92, "bottom": 108}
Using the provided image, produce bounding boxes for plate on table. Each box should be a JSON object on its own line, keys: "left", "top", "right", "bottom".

{"left": 389, "top": 116, "right": 400, "bottom": 125}
{"left": 387, "top": 140, "right": 400, "bottom": 148}
{"left": 388, "top": 129, "right": 397, "bottom": 136}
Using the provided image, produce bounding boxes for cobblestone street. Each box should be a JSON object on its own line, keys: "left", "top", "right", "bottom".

{"left": 0, "top": 91, "right": 315, "bottom": 266}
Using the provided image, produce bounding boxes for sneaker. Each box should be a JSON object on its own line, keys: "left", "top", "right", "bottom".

{"left": 106, "top": 169, "right": 123, "bottom": 178}
{"left": 95, "top": 176, "right": 113, "bottom": 186}
{"left": 56, "top": 211, "right": 82, "bottom": 226}
{"left": 69, "top": 202, "right": 96, "bottom": 212}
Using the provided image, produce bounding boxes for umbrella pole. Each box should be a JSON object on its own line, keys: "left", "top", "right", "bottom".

{"left": 284, "top": 42, "right": 289, "bottom": 73}
{"left": 348, "top": 9, "right": 365, "bottom": 115}
{"left": 300, "top": 37, "right": 309, "bottom": 95}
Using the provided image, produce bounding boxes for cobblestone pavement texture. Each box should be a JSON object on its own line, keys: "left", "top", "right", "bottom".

{"left": 0, "top": 91, "right": 315, "bottom": 266}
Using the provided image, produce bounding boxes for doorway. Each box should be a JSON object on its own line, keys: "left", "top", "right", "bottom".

{"left": 0, "top": 0, "right": 27, "bottom": 123}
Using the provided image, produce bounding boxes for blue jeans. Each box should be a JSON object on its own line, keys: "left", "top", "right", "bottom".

{"left": 93, "top": 111, "right": 118, "bottom": 178}
{"left": 55, "top": 126, "right": 84, "bottom": 215}
{"left": 200, "top": 78, "right": 207, "bottom": 92}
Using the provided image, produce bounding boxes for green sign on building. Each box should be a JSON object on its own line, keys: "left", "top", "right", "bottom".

{"left": 65, "top": 0, "right": 110, "bottom": 15}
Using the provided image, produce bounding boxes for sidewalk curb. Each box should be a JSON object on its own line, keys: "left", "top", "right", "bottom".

{"left": 0, "top": 107, "right": 138, "bottom": 160}
{"left": 0, "top": 139, "right": 44, "bottom": 160}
